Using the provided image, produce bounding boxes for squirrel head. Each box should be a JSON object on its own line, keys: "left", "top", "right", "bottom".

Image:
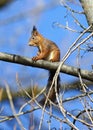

{"left": 29, "top": 26, "right": 43, "bottom": 47}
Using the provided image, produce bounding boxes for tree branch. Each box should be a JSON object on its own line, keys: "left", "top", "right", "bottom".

{"left": 80, "top": 0, "right": 93, "bottom": 26}
{"left": 0, "top": 52, "right": 93, "bottom": 82}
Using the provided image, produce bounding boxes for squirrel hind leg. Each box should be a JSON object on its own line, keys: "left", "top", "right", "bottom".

{"left": 49, "top": 50, "right": 60, "bottom": 62}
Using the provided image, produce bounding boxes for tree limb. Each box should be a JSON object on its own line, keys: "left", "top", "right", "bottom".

{"left": 0, "top": 52, "right": 93, "bottom": 82}
{"left": 80, "top": 0, "right": 93, "bottom": 26}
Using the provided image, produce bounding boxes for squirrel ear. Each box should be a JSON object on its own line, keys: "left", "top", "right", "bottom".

{"left": 32, "top": 26, "right": 38, "bottom": 35}
{"left": 33, "top": 26, "right": 37, "bottom": 31}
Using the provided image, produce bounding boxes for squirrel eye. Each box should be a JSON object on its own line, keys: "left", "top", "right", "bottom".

{"left": 32, "top": 37, "right": 35, "bottom": 39}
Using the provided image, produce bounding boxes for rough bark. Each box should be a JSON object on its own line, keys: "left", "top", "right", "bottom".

{"left": 80, "top": 0, "right": 93, "bottom": 26}
{"left": 0, "top": 52, "right": 93, "bottom": 82}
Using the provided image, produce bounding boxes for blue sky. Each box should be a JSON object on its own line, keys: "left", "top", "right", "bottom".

{"left": 0, "top": 0, "right": 88, "bottom": 88}
{"left": 0, "top": 0, "right": 93, "bottom": 129}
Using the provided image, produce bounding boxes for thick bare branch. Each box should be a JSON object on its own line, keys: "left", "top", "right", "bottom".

{"left": 0, "top": 52, "right": 93, "bottom": 82}
{"left": 80, "top": 0, "right": 93, "bottom": 26}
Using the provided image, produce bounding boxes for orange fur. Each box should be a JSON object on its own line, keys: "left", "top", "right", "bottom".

{"left": 28, "top": 26, "right": 60, "bottom": 105}
{"left": 29, "top": 26, "right": 60, "bottom": 62}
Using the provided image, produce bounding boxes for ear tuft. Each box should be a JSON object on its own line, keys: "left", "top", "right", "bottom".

{"left": 33, "top": 26, "right": 37, "bottom": 31}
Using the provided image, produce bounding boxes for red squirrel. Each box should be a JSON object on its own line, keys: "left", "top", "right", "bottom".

{"left": 28, "top": 26, "right": 60, "bottom": 105}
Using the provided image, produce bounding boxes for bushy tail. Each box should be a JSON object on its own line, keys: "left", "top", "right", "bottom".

{"left": 39, "top": 70, "right": 60, "bottom": 105}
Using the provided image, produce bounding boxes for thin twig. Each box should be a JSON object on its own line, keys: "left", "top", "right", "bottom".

{"left": 62, "top": 90, "right": 93, "bottom": 103}
{"left": 60, "top": 0, "right": 84, "bottom": 14}
{"left": 0, "top": 107, "right": 40, "bottom": 123}
{"left": 53, "top": 22, "right": 81, "bottom": 33}
{"left": 5, "top": 82, "right": 26, "bottom": 130}
{"left": 55, "top": 76, "right": 79, "bottom": 130}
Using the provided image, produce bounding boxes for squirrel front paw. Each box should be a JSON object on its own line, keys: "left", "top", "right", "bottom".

{"left": 32, "top": 56, "right": 39, "bottom": 61}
